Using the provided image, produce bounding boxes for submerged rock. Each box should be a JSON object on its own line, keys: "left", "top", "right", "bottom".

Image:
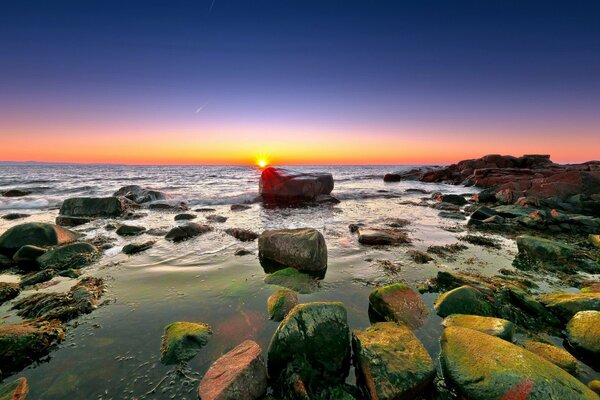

{"left": 259, "top": 167, "right": 334, "bottom": 205}
{"left": 264, "top": 268, "right": 318, "bottom": 294}
{"left": 352, "top": 322, "right": 435, "bottom": 400}
{"left": 368, "top": 283, "right": 428, "bottom": 329}
{"left": 1, "top": 213, "right": 30, "bottom": 221}
{"left": 521, "top": 340, "right": 578, "bottom": 374}
{"left": 122, "top": 241, "right": 155, "bottom": 255}
{"left": 566, "top": 311, "right": 600, "bottom": 358}
{"left": 115, "top": 224, "right": 146, "bottom": 236}
{"left": 198, "top": 340, "right": 267, "bottom": 400}
{"left": 149, "top": 202, "right": 189, "bottom": 211}
{"left": 0, "top": 282, "right": 20, "bottom": 305}
{"left": 59, "top": 196, "right": 133, "bottom": 218}
{"left": 225, "top": 228, "right": 259, "bottom": 242}
{"left": 267, "top": 289, "right": 298, "bottom": 321}
{"left": 258, "top": 228, "right": 327, "bottom": 274}
{"left": 441, "top": 314, "right": 514, "bottom": 341}
{"left": 165, "top": 223, "right": 212, "bottom": 242}
{"left": 2, "top": 189, "right": 31, "bottom": 197}
{"left": 0, "top": 320, "right": 65, "bottom": 375}
{"left": 206, "top": 214, "right": 228, "bottom": 223}
{"left": 0, "top": 223, "right": 79, "bottom": 257}
{"left": 441, "top": 326, "right": 598, "bottom": 399}
{"left": 434, "top": 285, "right": 494, "bottom": 318}
{"left": 37, "top": 242, "right": 99, "bottom": 271}
{"left": 357, "top": 228, "right": 410, "bottom": 245}
{"left": 538, "top": 292, "right": 600, "bottom": 321}
{"left": 231, "top": 204, "right": 252, "bottom": 211}
{"left": 436, "top": 194, "right": 468, "bottom": 206}
{"left": 113, "top": 185, "right": 167, "bottom": 204}
{"left": 0, "top": 377, "right": 29, "bottom": 399}
{"left": 268, "top": 302, "right": 350, "bottom": 389}
{"left": 160, "top": 321, "right": 212, "bottom": 365}
{"left": 174, "top": 213, "right": 196, "bottom": 221}
{"left": 12, "top": 277, "right": 105, "bottom": 321}
{"left": 407, "top": 249, "right": 433, "bottom": 264}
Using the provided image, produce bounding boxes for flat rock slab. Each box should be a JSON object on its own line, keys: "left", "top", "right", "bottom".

{"left": 199, "top": 340, "right": 267, "bottom": 400}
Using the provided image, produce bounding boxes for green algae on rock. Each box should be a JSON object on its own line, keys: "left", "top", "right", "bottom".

{"left": 352, "top": 322, "right": 435, "bottom": 400}
{"left": 521, "top": 340, "right": 578, "bottom": 374}
{"left": 516, "top": 235, "right": 576, "bottom": 267}
{"left": 37, "top": 242, "right": 99, "bottom": 271}
{"left": 0, "top": 222, "right": 79, "bottom": 257}
{"left": 441, "top": 326, "right": 598, "bottom": 400}
{"left": 589, "top": 380, "right": 600, "bottom": 395}
{"left": 264, "top": 267, "right": 318, "bottom": 294}
{"left": 566, "top": 311, "right": 600, "bottom": 358}
{"left": 368, "top": 283, "right": 428, "bottom": 329}
{"left": 267, "top": 288, "right": 298, "bottom": 322}
{"left": 434, "top": 285, "right": 494, "bottom": 318}
{"left": 267, "top": 302, "right": 350, "bottom": 390}
{"left": 160, "top": 321, "right": 212, "bottom": 365}
{"left": 258, "top": 228, "right": 327, "bottom": 274}
{"left": 539, "top": 291, "right": 600, "bottom": 321}
{"left": 0, "top": 377, "right": 28, "bottom": 400}
{"left": 441, "top": 314, "right": 514, "bottom": 341}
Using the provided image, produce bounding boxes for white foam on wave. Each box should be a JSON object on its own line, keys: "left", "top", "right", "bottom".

{"left": 0, "top": 198, "right": 51, "bottom": 210}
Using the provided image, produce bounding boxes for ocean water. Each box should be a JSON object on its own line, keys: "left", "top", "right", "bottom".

{"left": 0, "top": 165, "right": 594, "bottom": 399}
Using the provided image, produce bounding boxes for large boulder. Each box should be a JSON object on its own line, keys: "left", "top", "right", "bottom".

{"left": 516, "top": 235, "right": 575, "bottom": 264}
{"left": 352, "top": 322, "right": 435, "bottom": 400}
{"left": 198, "top": 340, "right": 267, "bottom": 400}
{"left": 0, "top": 377, "right": 29, "bottom": 399}
{"left": 538, "top": 292, "right": 600, "bottom": 321}
{"left": 258, "top": 228, "right": 327, "bottom": 274}
{"left": 0, "top": 320, "right": 65, "bottom": 375}
{"left": 0, "top": 223, "right": 79, "bottom": 257}
{"left": 441, "top": 314, "right": 514, "bottom": 341}
{"left": 267, "top": 302, "right": 350, "bottom": 388}
{"left": 165, "top": 223, "right": 212, "bottom": 242}
{"left": 259, "top": 167, "right": 334, "bottom": 205}
{"left": 434, "top": 285, "right": 494, "bottom": 318}
{"left": 441, "top": 326, "right": 598, "bottom": 399}
{"left": 59, "top": 196, "right": 133, "bottom": 218}
{"left": 160, "top": 321, "right": 212, "bottom": 365}
{"left": 36, "top": 242, "right": 99, "bottom": 271}
{"left": 566, "top": 311, "right": 600, "bottom": 358}
{"left": 113, "top": 185, "right": 167, "bottom": 204}
{"left": 368, "top": 283, "right": 428, "bottom": 329}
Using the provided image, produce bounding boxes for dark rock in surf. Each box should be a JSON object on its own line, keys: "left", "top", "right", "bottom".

{"left": 0, "top": 223, "right": 80, "bottom": 257}
{"left": 357, "top": 228, "right": 410, "bottom": 245}
{"left": 206, "top": 214, "right": 228, "bottom": 223}
{"left": 259, "top": 167, "right": 334, "bottom": 205}
{"left": 2, "top": 189, "right": 32, "bottom": 197}
{"left": 59, "top": 196, "right": 134, "bottom": 218}
{"left": 174, "top": 213, "right": 196, "bottom": 221}
{"left": 165, "top": 223, "right": 212, "bottom": 242}
{"left": 258, "top": 228, "right": 327, "bottom": 274}
{"left": 231, "top": 204, "right": 252, "bottom": 211}
{"left": 113, "top": 185, "right": 167, "bottom": 204}
{"left": 226, "top": 228, "right": 259, "bottom": 242}
{"left": 37, "top": 242, "right": 99, "bottom": 271}
{"left": 149, "top": 202, "right": 189, "bottom": 212}
{"left": 123, "top": 241, "right": 155, "bottom": 255}
{"left": 55, "top": 215, "right": 93, "bottom": 227}
{"left": 20, "top": 269, "right": 56, "bottom": 287}
{"left": 1, "top": 213, "right": 30, "bottom": 221}
{"left": 0, "top": 282, "right": 20, "bottom": 305}
{"left": 115, "top": 224, "right": 146, "bottom": 236}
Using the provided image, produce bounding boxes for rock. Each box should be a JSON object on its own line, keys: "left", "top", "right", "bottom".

{"left": 1, "top": 213, "right": 30, "bottom": 221}
{"left": 0, "top": 377, "right": 29, "bottom": 399}
{"left": 12, "top": 277, "right": 105, "bottom": 321}
{"left": 234, "top": 248, "right": 253, "bottom": 256}
{"left": 434, "top": 285, "right": 494, "bottom": 318}
{"left": 368, "top": 283, "right": 428, "bottom": 329}
{"left": 439, "top": 211, "right": 466, "bottom": 220}
{"left": 459, "top": 234, "right": 500, "bottom": 249}
{"left": 20, "top": 269, "right": 56, "bottom": 287}
{"left": 225, "top": 228, "right": 259, "bottom": 242}
{"left": 160, "top": 321, "right": 212, "bottom": 365}
{"left": 55, "top": 215, "right": 93, "bottom": 227}
{"left": 198, "top": 340, "right": 267, "bottom": 400}
{"left": 469, "top": 206, "right": 498, "bottom": 221}
{"left": 122, "top": 241, "right": 155, "bottom": 255}
{"left": 357, "top": 228, "right": 410, "bottom": 245}
{"left": 115, "top": 224, "right": 146, "bottom": 236}
{"left": 441, "top": 314, "right": 514, "bottom": 341}
{"left": 566, "top": 311, "right": 600, "bottom": 358}
{"left": 383, "top": 173, "right": 402, "bottom": 182}
{"left": 0, "top": 320, "right": 65, "bottom": 375}
{"left": 437, "top": 194, "right": 468, "bottom": 206}
{"left": 206, "top": 214, "right": 228, "bottom": 223}
{"left": 352, "top": 322, "right": 435, "bottom": 400}
{"left": 441, "top": 326, "right": 598, "bottom": 399}
{"left": 538, "top": 292, "right": 600, "bottom": 321}
{"left": 267, "top": 302, "right": 350, "bottom": 388}
{"left": 493, "top": 286, "right": 562, "bottom": 330}
{"left": 145, "top": 228, "right": 168, "bottom": 236}
{"left": 12, "top": 245, "right": 47, "bottom": 268}
{"left": 195, "top": 207, "right": 216, "bottom": 212}
{"left": 0, "top": 223, "right": 79, "bottom": 257}
{"left": 174, "top": 213, "right": 196, "bottom": 221}
{"left": 113, "top": 185, "right": 167, "bottom": 204}
{"left": 59, "top": 196, "right": 133, "bottom": 218}
{"left": 37, "top": 242, "right": 99, "bottom": 271}
{"left": 407, "top": 249, "right": 433, "bottom": 264}
{"left": 521, "top": 341, "right": 577, "bottom": 374}
{"left": 315, "top": 194, "right": 341, "bottom": 204}
{"left": 0, "top": 282, "right": 20, "bottom": 305}
{"left": 516, "top": 235, "right": 575, "bottom": 263}
{"left": 258, "top": 228, "right": 327, "bottom": 274}
{"left": 267, "top": 289, "right": 298, "bottom": 321}
{"left": 589, "top": 380, "right": 600, "bottom": 394}
{"left": 0, "top": 254, "right": 13, "bottom": 270}
{"left": 259, "top": 167, "right": 334, "bottom": 205}
{"left": 149, "top": 202, "right": 189, "bottom": 211}
{"left": 165, "top": 223, "right": 212, "bottom": 242}
{"left": 231, "top": 204, "right": 252, "bottom": 211}
{"left": 58, "top": 268, "right": 81, "bottom": 279}
{"left": 264, "top": 268, "right": 318, "bottom": 294}
{"left": 590, "top": 234, "right": 600, "bottom": 249}
{"left": 2, "top": 189, "right": 32, "bottom": 197}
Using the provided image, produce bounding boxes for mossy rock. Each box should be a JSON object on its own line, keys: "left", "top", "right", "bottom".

{"left": 494, "top": 286, "right": 561, "bottom": 331}
{"left": 589, "top": 380, "right": 600, "bottom": 394}
{"left": 0, "top": 282, "right": 20, "bottom": 305}
{"left": 0, "top": 223, "right": 79, "bottom": 257}
{"left": 0, "top": 377, "right": 28, "bottom": 400}
{"left": 37, "top": 242, "right": 99, "bottom": 271}
{"left": 442, "top": 314, "right": 514, "bottom": 341}
{"left": 538, "top": 292, "right": 600, "bottom": 321}
{"left": 160, "top": 321, "right": 212, "bottom": 365}
{"left": 12, "top": 245, "right": 47, "bottom": 267}
{"left": 20, "top": 269, "right": 56, "bottom": 287}
{"left": 521, "top": 340, "right": 578, "bottom": 374}
{"left": 434, "top": 285, "right": 494, "bottom": 318}
{"left": 264, "top": 268, "right": 318, "bottom": 294}
{"left": 566, "top": 311, "right": 600, "bottom": 358}
{"left": 368, "top": 283, "right": 428, "bottom": 329}
{"left": 267, "top": 302, "right": 350, "bottom": 389}
{"left": 267, "top": 289, "right": 298, "bottom": 321}
{"left": 441, "top": 326, "right": 598, "bottom": 399}
{"left": 589, "top": 234, "right": 600, "bottom": 249}
{"left": 516, "top": 235, "right": 575, "bottom": 263}
{"left": 352, "top": 322, "right": 435, "bottom": 399}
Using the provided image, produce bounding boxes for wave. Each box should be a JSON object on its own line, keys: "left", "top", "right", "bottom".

{"left": 0, "top": 198, "right": 52, "bottom": 210}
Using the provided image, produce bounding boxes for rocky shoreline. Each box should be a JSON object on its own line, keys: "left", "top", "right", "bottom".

{"left": 0, "top": 156, "right": 599, "bottom": 399}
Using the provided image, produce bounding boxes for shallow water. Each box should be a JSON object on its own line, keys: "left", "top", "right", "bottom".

{"left": 0, "top": 165, "right": 596, "bottom": 399}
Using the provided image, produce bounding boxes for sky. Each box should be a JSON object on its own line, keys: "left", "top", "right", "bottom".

{"left": 1, "top": 0, "right": 599, "bottom": 165}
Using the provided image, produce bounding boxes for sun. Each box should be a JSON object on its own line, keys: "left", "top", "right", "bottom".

{"left": 257, "top": 159, "right": 268, "bottom": 168}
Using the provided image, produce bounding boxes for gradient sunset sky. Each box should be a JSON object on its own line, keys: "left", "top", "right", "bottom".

{"left": 1, "top": 0, "right": 599, "bottom": 165}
